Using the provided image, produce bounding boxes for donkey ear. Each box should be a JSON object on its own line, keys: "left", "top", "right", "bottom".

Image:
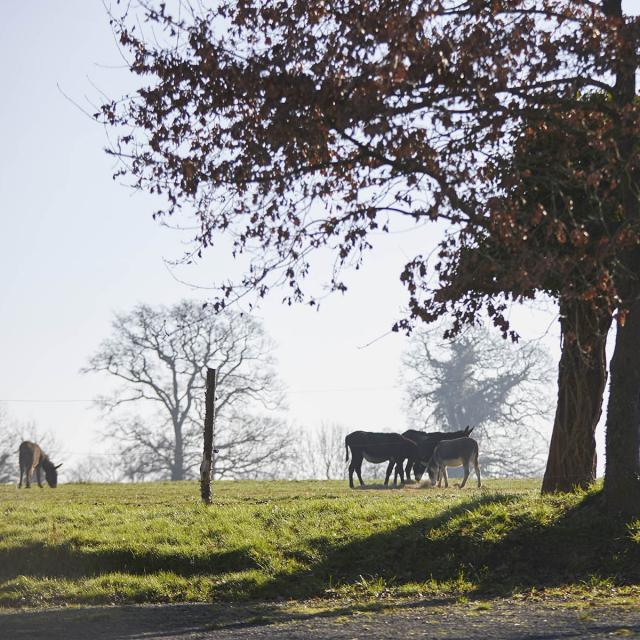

{"left": 467, "top": 426, "right": 474, "bottom": 435}
{"left": 55, "top": 463, "right": 63, "bottom": 469}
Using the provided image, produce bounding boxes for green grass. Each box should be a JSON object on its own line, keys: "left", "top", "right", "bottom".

{"left": 0, "top": 479, "right": 639, "bottom": 609}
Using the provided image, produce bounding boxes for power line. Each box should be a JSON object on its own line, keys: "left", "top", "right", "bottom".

{"left": 0, "top": 399, "right": 94, "bottom": 404}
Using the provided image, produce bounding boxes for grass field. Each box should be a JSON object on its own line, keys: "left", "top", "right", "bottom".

{"left": 1, "top": 479, "right": 639, "bottom": 609}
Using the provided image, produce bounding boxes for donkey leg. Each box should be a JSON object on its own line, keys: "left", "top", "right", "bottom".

{"left": 442, "top": 467, "right": 449, "bottom": 488}
{"left": 392, "top": 462, "right": 401, "bottom": 485}
{"left": 460, "top": 463, "right": 470, "bottom": 488}
{"left": 25, "top": 467, "right": 33, "bottom": 488}
{"left": 18, "top": 466, "right": 23, "bottom": 489}
{"left": 385, "top": 460, "right": 395, "bottom": 486}
{"left": 475, "top": 459, "right": 482, "bottom": 488}
{"left": 405, "top": 459, "right": 413, "bottom": 482}
{"left": 391, "top": 460, "right": 405, "bottom": 485}
{"left": 36, "top": 465, "right": 44, "bottom": 488}
{"left": 398, "top": 460, "right": 406, "bottom": 484}
{"left": 352, "top": 453, "right": 365, "bottom": 487}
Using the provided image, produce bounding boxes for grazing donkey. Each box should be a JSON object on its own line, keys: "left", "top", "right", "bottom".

{"left": 395, "top": 426, "right": 475, "bottom": 483}
{"left": 344, "top": 431, "right": 426, "bottom": 488}
{"left": 426, "top": 436, "right": 481, "bottom": 489}
{"left": 18, "top": 441, "right": 62, "bottom": 489}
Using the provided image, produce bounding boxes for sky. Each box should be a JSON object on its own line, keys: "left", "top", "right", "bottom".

{"left": 3, "top": 0, "right": 635, "bottom": 477}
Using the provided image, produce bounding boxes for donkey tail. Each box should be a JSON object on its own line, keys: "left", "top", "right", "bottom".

{"left": 345, "top": 437, "right": 350, "bottom": 462}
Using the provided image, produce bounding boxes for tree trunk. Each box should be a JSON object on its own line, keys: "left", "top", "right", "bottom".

{"left": 172, "top": 425, "right": 184, "bottom": 481}
{"left": 604, "top": 299, "right": 640, "bottom": 514}
{"left": 542, "top": 299, "right": 611, "bottom": 493}
{"left": 600, "top": 0, "right": 640, "bottom": 516}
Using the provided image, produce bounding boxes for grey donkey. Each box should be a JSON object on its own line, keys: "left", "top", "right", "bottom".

{"left": 426, "top": 436, "right": 481, "bottom": 489}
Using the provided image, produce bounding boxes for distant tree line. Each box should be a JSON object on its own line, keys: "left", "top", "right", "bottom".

{"left": 0, "top": 301, "right": 554, "bottom": 486}
{"left": 74, "top": 300, "right": 552, "bottom": 483}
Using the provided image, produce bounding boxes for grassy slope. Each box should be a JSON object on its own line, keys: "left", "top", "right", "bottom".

{"left": 0, "top": 480, "right": 639, "bottom": 608}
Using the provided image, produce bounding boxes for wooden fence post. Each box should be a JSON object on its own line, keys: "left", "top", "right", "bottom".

{"left": 200, "top": 367, "right": 217, "bottom": 505}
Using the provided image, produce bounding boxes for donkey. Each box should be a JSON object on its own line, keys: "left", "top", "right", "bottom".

{"left": 396, "top": 426, "right": 474, "bottom": 483}
{"left": 426, "top": 436, "right": 481, "bottom": 489}
{"left": 345, "top": 431, "right": 426, "bottom": 488}
{"left": 18, "top": 441, "right": 62, "bottom": 489}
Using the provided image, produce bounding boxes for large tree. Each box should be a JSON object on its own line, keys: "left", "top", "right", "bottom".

{"left": 102, "top": 1, "right": 640, "bottom": 511}
{"left": 402, "top": 324, "right": 552, "bottom": 477}
{"left": 84, "top": 301, "right": 291, "bottom": 480}
{"left": 430, "top": 101, "right": 618, "bottom": 492}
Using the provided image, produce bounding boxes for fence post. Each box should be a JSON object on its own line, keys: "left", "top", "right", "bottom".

{"left": 200, "top": 367, "right": 217, "bottom": 505}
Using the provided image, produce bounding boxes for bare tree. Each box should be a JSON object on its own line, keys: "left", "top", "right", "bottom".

{"left": 316, "top": 422, "right": 348, "bottom": 480}
{"left": 66, "top": 455, "right": 124, "bottom": 484}
{"left": 401, "top": 324, "right": 553, "bottom": 477}
{"left": 295, "top": 422, "right": 348, "bottom": 480}
{"left": 292, "top": 422, "right": 391, "bottom": 481}
{"left": 212, "top": 413, "right": 295, "bottom": 479}
{"left": 83, "top": 301, "right": 290, "bottom": 480}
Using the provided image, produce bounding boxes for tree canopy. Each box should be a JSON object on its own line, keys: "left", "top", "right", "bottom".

{"left": 103, "top": 1, "right": 637, "bottom": 331}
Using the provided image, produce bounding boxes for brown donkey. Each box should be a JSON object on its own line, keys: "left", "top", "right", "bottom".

{"left": 18, "top": 441, "right": 62, "bottom": 488}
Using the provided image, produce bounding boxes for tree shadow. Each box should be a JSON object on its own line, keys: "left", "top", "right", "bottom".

{"left": 237, "top": 490, "right": 640, "bottom": 600}
{"left": 352, "top": 483, "right": 405, "bottom": 490}
{"left": 237, "top": 492, "right": 520, "bottom": 599}
{"left": 2, "top": 490, "right": 638, "bottom": 607}
{"left": 467, "top": 491, "right": 640, "bottom": 594}
{"left": 0, "top": 544, "right": 258, "bottom": 579}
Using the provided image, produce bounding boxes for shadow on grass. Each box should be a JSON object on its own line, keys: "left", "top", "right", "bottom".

{"left": 238, "top": 492, "right": 520, "bottom": 599}
{"left": 0, "top": 544, "right": 258, "bottom": 579}
{"left": 239, "top": 490, "right": 640, "bottom": 600}
{"left": 352, "top": 483, "right": 405, "bottom": 490}
{"left": 2, "top": 490, "right": 639, "bottom": 605}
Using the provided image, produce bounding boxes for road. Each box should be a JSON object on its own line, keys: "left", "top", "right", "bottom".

{"left": 2, "top": 599, "right": 639, "bottom": 639}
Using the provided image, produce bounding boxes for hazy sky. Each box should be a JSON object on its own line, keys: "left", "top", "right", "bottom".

{"left": 3, "top": 1, "right": 631, "bottom": 475}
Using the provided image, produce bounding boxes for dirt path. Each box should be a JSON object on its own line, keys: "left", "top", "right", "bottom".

{"left": 2, "top": 600, "right": 639, "bottom": 639}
